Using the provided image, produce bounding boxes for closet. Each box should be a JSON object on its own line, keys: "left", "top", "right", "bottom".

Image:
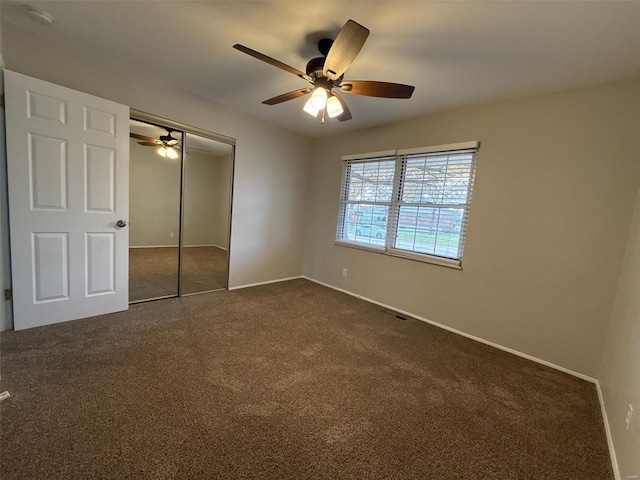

{"left": 128, "top": 114, "right": 234, "bottom": 302}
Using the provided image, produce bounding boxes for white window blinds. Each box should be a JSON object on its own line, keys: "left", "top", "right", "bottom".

{"left": 336, "top": 142, "right": 479, "bottom": 268}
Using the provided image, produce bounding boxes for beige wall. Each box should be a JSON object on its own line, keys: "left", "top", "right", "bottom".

{"left": 183, "top": 150, "right": 217, "bottom": 247}
{"left": 129, "top": 144, "right": 232, "bottom": 249}
{"left": 304, "top": 77, "right": 640, "bottom": 378}
{"left": 183, "top": 151, "right": 232, "bottom": 248}
{"left": 213, "top": 153, "right": 233, "bottom": 249}
{"left": 600, "top": 184, "right": 640, "bottom": 478}
{"left": 2, "top": 23, "right": 310, "bottom": 304}
{"left": 129, "top": 139, "right": 182, "bottom": 247}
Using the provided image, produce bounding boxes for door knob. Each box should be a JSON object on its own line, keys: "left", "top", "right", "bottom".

{"left": 116, "top": 220, "right": 127, "bottom": 228}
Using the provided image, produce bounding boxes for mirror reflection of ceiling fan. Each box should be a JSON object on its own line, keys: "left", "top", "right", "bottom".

{"left": 130, "top": 128, "right": 181, "bottom": 159}
{"left": 233, "top": 19, "right": 415, "bottom": 123}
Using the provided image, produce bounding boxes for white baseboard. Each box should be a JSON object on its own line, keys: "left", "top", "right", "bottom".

{"left": 228, "top": 275, "right": 303, "bottom": 291}
{"left": 129, "top": 244, "right": 227, "bottom": 250}
{"left": 302, "top": 276, "right": 597, "bottom": 383}
{"left": 596, "top": 382, "right": 621, "bottom": 480}
{"left": 184, "top": 244, "right": 228, "bottom": 250}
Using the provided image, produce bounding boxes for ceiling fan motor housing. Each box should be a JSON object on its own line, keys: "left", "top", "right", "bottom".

{"left": 306, "top": 57, "right": 343, "bottom": 86}
{"left": 318, "top": 38, "right": 333, "bottom": 56}
{"left": 306, "top": 39, "right": 345, "bottom": 85}
{"left": 306, "top": 57, "right": 325, "bottom": 77}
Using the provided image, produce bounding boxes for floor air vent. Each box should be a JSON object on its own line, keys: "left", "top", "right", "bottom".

{"left": 382, "top": 308, "right": 408, "bottom": 321}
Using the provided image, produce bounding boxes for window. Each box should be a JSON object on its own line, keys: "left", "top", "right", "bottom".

{"left": 336, "top": 142, "right": 479, "bottom": 268}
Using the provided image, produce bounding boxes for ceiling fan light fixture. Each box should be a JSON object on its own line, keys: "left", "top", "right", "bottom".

{"left": 303, "top": 97, "right": 320, "bottom": 117}
{"left": 326, "top": 95, "right": 344, "bottom": 118}
{"left": 309, "top": 87, "right": 328, "bottom": 110}
{"left": 166, "top": 147, "right": 179, "bottom": 159}
{"left": 158, "top": 146, "right": 179, "bottom": 159}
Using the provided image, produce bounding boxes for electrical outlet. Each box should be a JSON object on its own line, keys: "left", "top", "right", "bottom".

{"left": 625, "top": 404, "right": 634, "bottom": 431}
{"left": 342, "top": 268, "right": 348, "bottom": 277}
{"left": 169, "top": 232, "right": 175, "bottom": 238}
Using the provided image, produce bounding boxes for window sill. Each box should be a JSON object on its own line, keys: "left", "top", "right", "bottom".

{"left": 334, "top": 240, "right": 463, "bottom": 270}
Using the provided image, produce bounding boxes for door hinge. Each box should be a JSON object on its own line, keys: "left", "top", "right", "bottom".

{"left": 4, "top": 288, "right": 12, "bottom": 300}
{"left": 0, "top": 95, "right": 4, "bottom": 109}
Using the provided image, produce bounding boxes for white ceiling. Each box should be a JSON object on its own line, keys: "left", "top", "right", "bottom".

{"left": 4, "top": 1, "right": 640, "bottom": 138}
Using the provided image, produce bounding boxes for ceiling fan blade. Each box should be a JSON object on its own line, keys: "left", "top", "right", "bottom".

{"left": 262, "top": 88, "right": 312, "bottom": 105}
{"left": 339, "top": 80, "right": 415, "bottom": 99}
{"left": 332, "top": 92, "right": 352, "bottom": 122}
{"left": 137, "top": 142, "right": 159, "bottom": 146}
{"left": 323, "top": 20, "right": 370, "bottom": 81}
{"left": 130, "top": 132, "right": 158, "bottom": 143}
{"left": 233, "top": 44, "right": 313, "bottom": 83}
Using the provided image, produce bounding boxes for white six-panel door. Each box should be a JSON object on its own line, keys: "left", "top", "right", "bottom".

{"left": 5, "top": 70, "right": 129, "bottom": 330}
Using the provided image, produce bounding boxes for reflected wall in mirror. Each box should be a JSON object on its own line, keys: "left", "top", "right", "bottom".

{"left": 181, "top": 133, "right": 233, "bottom": 294}
{"left": 129, "top": 119, "right": 182, "bottom": 301}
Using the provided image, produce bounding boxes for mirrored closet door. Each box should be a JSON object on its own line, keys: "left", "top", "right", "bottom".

{"left": 181, "top": 133, "right": 233, "bottom": 294}
{"left": 128, "top": 116, "right": 234, "bottom": 303}
{"left": 129, "top": 120, "right": 182, "bottom": 302}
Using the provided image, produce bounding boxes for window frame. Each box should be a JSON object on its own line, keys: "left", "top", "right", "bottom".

{"left": 335, "top": 141, "right": 479, "bottom": 269}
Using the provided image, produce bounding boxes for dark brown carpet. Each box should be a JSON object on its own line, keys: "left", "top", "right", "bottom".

{"left": 0, "top": 279, "right": 613, "bottom": 479}
{"left": 129, "top": 246, "right": 227, "bottom": 302}
{"left": 180, "top": 246, "right": 228, "bottom": 295}
{"left": 129, "top": 247, "right": 179, "bottom": 301}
